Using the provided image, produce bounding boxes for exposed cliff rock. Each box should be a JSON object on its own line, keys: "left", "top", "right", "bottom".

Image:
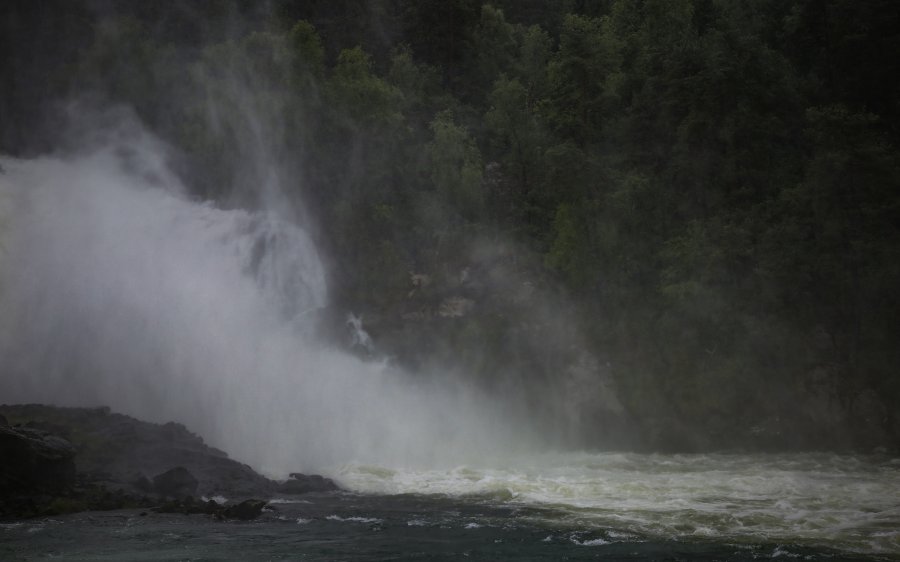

{"left": 278, "top": 473, "right": 338, "bottom": 494}
{"left": 335, "top": 241, "right": 638, "bottom": 451}
{"left": 0, "top": 404, "right": 340, "bottom": 519}
{"left": 0, "top": 421, "right": 76, "bottom": 495}
{"left": 0, "top": 404, "right": 274, "bottom": 498}
{"left": 153, "top": 466, "right": 199, "bottom": 498}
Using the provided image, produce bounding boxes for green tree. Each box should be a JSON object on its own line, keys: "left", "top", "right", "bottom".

{"left": 546, "top": 13, "right": 622, "bottom": 146}
{"left": 762, "top": 105, "right": 900, "bottom": 412}
{"left": 428, "top": 110, "right": 484, "bottom": 222}
{"left": 468, "top": 5, "right": 517, "bottom": 97}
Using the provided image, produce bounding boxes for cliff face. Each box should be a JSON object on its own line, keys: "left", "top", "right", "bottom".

{"left": 329, "top": 241, "right": 639, "bottom": 452}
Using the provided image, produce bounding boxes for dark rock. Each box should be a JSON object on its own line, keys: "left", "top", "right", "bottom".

{"left": 153, "top": 466, "right": 198, "bottom": 498}
{"left": 161, "top": 421, "right": 193, "bottom": 443}
{"left": 0, "top": 423, "right": 76, "bottom": 496}
{"left": 279, "top": 473, "right": 339, "bottom": 494}
{"left": 132, "top": 474, "right": 153, "bottom": 493}
{"left": 222, "top": 499, "right": 267, "bottom": 520}
{"left": 22, "top": 419, "right": 71, "bottom": 439}
{"left": 0, "top": 404, "right": 278, "bottom": 500}
{"left": 0, "top": 405, "right": 296, "bottom": 519}
{"left": 154, "top": 496, "right": 267, "bottom": 520}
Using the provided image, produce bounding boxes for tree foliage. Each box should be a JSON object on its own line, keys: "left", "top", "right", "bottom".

{"left": 2, "top": 0, "right": 899, "bottom": 450}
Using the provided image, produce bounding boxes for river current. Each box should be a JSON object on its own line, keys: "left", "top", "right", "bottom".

{"left": 3, "top": 451, "right": 898, "bottom": 560}
{"left": 338, "top": 452, "right": 900, "bottom": 556}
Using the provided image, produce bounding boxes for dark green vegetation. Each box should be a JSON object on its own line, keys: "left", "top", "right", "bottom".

{"left": 2, "top": 0, "right": 899, "bottom": 451}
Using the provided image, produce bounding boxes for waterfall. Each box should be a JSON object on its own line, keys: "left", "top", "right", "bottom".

{"left": 0, "top": 111, "right": 535, "bottom": 475}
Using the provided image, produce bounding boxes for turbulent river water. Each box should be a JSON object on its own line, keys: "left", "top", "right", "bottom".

{"left": 2, "top": 452, "right": 899, "bottom": 560}
{"left": 337, "top": 452, "right": 900, "bottom": 557}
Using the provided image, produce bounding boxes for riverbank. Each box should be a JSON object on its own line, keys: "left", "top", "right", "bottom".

{"left": 0, "top": 404, "right": 337, "bottom": 520}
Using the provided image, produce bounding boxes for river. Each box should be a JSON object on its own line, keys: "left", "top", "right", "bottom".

{"left": 3, "top": 451, "right": 898, "bottom": 560}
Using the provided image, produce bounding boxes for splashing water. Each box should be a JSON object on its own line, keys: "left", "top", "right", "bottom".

{"left": 346, "top": 313, "right": 375, "bottom": 355}
{"left": 338, "top": 452, "right": 900, "bottom": 555}
{"left": 0, "top": 115, "right": 535, "bottom": 474}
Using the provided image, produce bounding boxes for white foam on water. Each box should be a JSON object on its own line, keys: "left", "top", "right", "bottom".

{"left": 200, "top": 495, "right": 229, "bottom": 504}
{"left": 771, "top": 546, "right": 803, "bottom": 558}
{"left": 326, "top": 515, "right": 381, "bottom": 524}
{"left": 268, "top": 498, "right": 312, "bottom": 505}
{"left": 336, "top": 451, "right": 900, "bottom": 555}
{"left": 572, "top": 537, "right": 611, "bottom": 547}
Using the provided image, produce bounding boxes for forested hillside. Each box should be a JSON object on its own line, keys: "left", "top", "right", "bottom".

{"left": 3, "top": 0, "right": 899, "bottom": 452}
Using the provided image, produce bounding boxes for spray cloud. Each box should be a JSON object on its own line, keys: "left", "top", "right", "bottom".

{"left": 0, "top": 107, "right": 541, "bottom": 474}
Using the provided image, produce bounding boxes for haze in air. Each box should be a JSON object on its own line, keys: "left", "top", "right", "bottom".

{"left": 1, "top": 1, "right": 898, "bottom": 559}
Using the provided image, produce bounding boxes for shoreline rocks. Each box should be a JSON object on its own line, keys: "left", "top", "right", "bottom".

{"left": 153, "top": 466, "right": 199, "bottom": 498}
{"left": 0, "top": 404, "right": 340, "bottom": 520}
{"left": 155, "top": 496, "right": 269, "bottom": 520}
{"left": 0, "top": 421, "right": 77, "bottom": 496}
{"left": 279, "top": 473, "right": 338, "bottom": 494}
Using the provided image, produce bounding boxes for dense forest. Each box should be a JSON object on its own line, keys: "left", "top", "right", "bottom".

{"left": 2, "top": 0, "right": 899, "bottom": 452}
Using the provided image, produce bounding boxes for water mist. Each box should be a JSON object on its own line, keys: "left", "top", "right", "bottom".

{"left": 0, "top": 110, "right": 536, "bottom": 476}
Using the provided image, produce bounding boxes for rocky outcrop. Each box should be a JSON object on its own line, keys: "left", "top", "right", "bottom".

{"left": 278, "top": 473, "right": 338, "bottom": 494}
{"left": 153, "top": 466, "right": 198, "bottom": 498}
{"left": 0, "top": 422, "right": 76, "bottom": 495}
{"left": 0, "top": 404, "right": 340, "bottom": 519}
{"left": 0, "top": 404, "right": 275, "bottom": 498}
{"left": 155, "top": 497, "right": 268, "bottom": 520}
{"left": 222, "top": 498, "right": 268, "bottom": 520}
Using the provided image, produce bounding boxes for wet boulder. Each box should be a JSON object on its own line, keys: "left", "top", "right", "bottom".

{"left": 278, "top": 473, "right": 338, "bottom": 494}
{"left": 0, "top": 405, "right": 283, "bottom": 506}
{"left": 154, "top": 497, "right": 268, "bottom": 520}
{"left": 152, "top": 466, "right": 198, "bottom": 498}
{"left": 0, "top": 424, "right": 76, "bottom": 495}
{"left": 222, "top": 498, "right": 267, "bottom": 520}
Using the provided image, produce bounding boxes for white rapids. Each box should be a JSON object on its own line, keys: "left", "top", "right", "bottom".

{"left": 337, "top": 451, "right": 900, "bottom": 555}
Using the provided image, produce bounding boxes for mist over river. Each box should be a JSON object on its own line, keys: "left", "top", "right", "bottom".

{"left": 2, "top": 0, "right": 900, "bottom": 556}
{"left": 0, "top": 114, "right": 538, "bottom": 473}
{"left": 1, "top": 107, "right": 900, "bottom": 560}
